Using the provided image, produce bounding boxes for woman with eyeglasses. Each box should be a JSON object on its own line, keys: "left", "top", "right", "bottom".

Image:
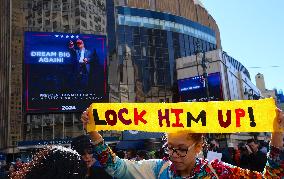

{"left": 81, "top": 108, "right": 284, "bottom": 178}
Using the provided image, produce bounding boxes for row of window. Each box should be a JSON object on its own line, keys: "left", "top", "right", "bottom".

{"left": 117, "top": 14, "right": 216, "bottom": 44}
{"left": 114, "top": 16, "right": 217, "bottom": 93}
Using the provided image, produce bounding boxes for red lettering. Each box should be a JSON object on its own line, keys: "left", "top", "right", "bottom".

{"left": 171, "top": 109, "right": 184, "bottom": 127}
{"left": 235, "top": 108, "right": 245, "bottom": 127}
{"left": 118, "top": 108, "right": 132, "bottom": 125}
{"left": 158, "top": 109, "right": 170, "bottom": 127}
{"left": 105, "top": 110, "right": 117, "bottom": 126}
{"left": 134, "top": 108, "right": 147, "bottom": 125}
{"left": 218, "top": 110, "right": 231, "bottom": 128}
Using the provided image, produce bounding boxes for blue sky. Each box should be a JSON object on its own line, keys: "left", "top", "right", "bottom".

{"left": 201, "top": 0, "right": 284, "bottom": 92}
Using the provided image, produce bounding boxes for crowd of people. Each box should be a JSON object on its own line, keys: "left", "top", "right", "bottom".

{"left": 205, "top": 139, "right": 268, "bottom": 172}
{"left": 0, "top": 108, "right": 283, "bottom": 178}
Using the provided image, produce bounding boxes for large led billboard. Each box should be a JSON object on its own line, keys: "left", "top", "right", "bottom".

{"left": 178, "top": 72, "right": 223, "bottom": 102}
{"left": 24, "top": 32, "right": 107, "bottom": 113}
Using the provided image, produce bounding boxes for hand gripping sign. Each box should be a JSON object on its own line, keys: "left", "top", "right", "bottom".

{"left": 87, "top": 98, "right": 283, "bottom": 133}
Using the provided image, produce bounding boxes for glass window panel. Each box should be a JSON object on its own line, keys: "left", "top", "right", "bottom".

{"left": 149, "top": 18, "right": 154, "bottom": 25}
{"left": 125, "top": 15, "right": 131, "bottom": 24}
{"left": 179, "top": 24, "right": 184, "bottom": 33}
{"left": 118, "top": 14, "right": 125, "bottom": 25}
{"left": 135, "top": 16, "right": 142, "bottom": 26}
{"left": 160, "top": 20, "right": 165, "bottom": 29}
{"left": 165, "top": 21, "right": 171, "bottom": 30}
{"left": 154, "top": 19, "right": 160, "bottom": 25}
{"left": 143, "top": 17, "right": 148, "bottom": 24}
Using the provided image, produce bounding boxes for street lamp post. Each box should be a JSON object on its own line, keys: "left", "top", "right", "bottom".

{"left": 195, "top": 42, "right": 210, "bottom": 101}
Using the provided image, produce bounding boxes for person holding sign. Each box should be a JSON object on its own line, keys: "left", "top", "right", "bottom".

{"left": 81, "top": 108, "right": 284, "bottom": 178}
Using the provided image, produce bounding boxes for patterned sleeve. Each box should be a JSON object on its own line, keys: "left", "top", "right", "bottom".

{"left": 210, "top": 144, "right": 284, "bottom": 178}
{"left": 93, "top": 140, "right": 163, "bottom": 179}
{"left": 263, "top": 145, "right": 284, "bottom": 178}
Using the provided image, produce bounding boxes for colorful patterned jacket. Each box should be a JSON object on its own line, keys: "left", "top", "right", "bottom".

{"left": 94, "top": 142, "right": 284, "bottom": 179}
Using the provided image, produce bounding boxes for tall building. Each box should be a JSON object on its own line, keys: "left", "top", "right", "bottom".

{"left": 107, "top": 0, "right": 221, "bottom": 104}
{"left": 0, "top": 0, "right": 107, "bottom": 153}
{"left": 255, "top": 73, "right": 276, "bottom": 99}
{"left": 24, "top": 0, "right": 106, "bottom": 34}
{"left": 0, "top": 0, "right": 11, "bottom": 150}
{"left": 255, "top": 73, "right": 266, "bottom": 91}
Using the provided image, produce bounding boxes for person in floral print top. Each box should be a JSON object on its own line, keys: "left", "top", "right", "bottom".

{"left": 81, "top": 108, "right": 284, "bottom": 179}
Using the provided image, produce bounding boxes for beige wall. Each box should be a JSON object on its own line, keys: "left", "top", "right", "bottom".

{"left": 255, "top": 73, "right": 266, "bottom": 91}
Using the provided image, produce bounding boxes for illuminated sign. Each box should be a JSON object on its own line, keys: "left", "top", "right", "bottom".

{"left": 24, "top": 32, "right": 107, "bottom": 113}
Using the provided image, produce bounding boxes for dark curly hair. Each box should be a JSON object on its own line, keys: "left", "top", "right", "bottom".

{"left": 71, "top": 135, "right": 94, "bottom": 156}
{"left": 10, "top": 146, "right": 87, "bottom": 179}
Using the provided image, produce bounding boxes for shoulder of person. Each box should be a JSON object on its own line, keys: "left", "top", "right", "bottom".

{"left": 154, "top": 159, "right": 170, "bottom": 178}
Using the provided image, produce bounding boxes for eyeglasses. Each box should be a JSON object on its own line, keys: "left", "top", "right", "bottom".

{"left": 164, "top": 143, "right": 196, "bottom": 157}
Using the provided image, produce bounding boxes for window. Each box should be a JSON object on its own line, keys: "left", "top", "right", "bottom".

{"left": 118, "top": 15, "right": 125, "bottom": 25}
{"left": 45, "top": 11, "right": 50, "bottom": 17}
{"left": 81, "top": 10, "right": 86, "bottom": 18}
{"left": 63, "top": 15, "right": 68, "bottom": 22}
{"left": 81, "top": 1, "right": 86, "bottom": 9}
{"left": 53, "top": 21, "right": 57, "bottom": 29}
{"left": 37, "top": 18, "right": 42, "bottom": 24}
{"left": 75, "top": 8, "right": 80, "bottom": 16}
{"left": 75, "top": 19, "right": 80, "bottom": 25}
{"left": 45, "top": 20, "right": 50, "bottom": 25}
{"left": 81, "top": 20, "right": 87, "bottom": 28}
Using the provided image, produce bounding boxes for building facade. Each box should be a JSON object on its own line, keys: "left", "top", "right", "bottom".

{"left": 0, "top": 0, "right": 107, "bottom": 152}
{"left": 176, "top": 49, "right": 261, "bottom": 102}
{"left": 108, "top": 0, "right": 220, "bottom": 103}
{"left": 176, "top": 49, "right": 262, "bottom": 146}
{"left": 0, "top": 0, "right": 11, "bottom": 150}
{"left": 2, "top": 0, "right": 223, "bottom": 153}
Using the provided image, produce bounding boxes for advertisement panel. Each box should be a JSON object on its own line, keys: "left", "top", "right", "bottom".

{"left": 178, "top": 72, "right": 223, "bottom": 102}
{"left": 24, "top": 32, "right": 107, "bottom": 113}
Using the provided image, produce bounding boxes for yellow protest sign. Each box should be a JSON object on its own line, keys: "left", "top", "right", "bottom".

{"left": 87, "top": 98, "right": 282, "bottom": 133}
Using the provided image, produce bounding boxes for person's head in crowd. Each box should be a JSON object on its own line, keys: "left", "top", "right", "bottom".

{"left": 136, "top": 150, "right": 148, "bottom": 161}
{"left": 116, "top": 150, "right": 125, "bottom": 159}
{"left": 238, "top": 142, "right": 247, "bottom": 151}
{"left": 126, "top": 149, "right": 137, "bottom": 160}
{"left": 71, "top": 135, "right": 96, "bottom": 168}
{"left": 15, "top": 158, "right": 22, "bottom": 169}
{"left": 209, "top": 139, "right": 219, "bottom": 151}
{"left": 9, "top": 163, "right": 16, "bottom": 173}
{"left": 247, "top": 139, "right": 259, "bottom": 153}
{"left": 164, "top": 131, "right": 204, "bottom": 175}
{"left": 259, "top": 140, "right": 268, "bottom": 148}
{"left": 10, "top": 146, "right": 87, "bottom": 179}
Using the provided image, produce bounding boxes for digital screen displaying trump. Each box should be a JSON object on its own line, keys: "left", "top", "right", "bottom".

{"left": 24, "top": 32, "right": 107, "bottom": 113}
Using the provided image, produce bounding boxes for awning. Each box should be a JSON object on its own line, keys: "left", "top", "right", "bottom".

{"left": 115, "top": 140, "right": 145, "bottom": 150}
